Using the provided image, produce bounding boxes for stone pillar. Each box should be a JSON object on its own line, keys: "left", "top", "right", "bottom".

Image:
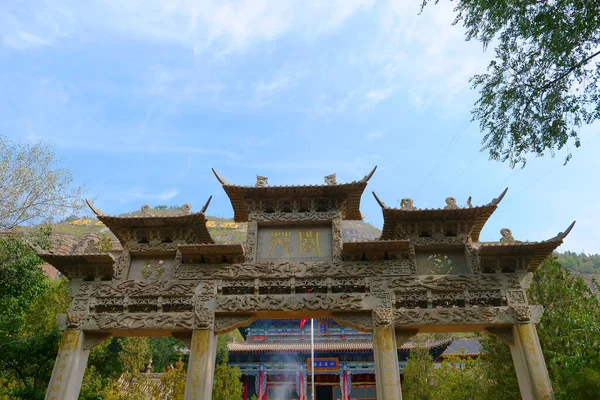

{"left": 512, "top": 324, "right": 554, "bottom": 400}
{"left": 45, "top": 330, "right": 90, "bottom": 400}
{"left": 184, "top": 329, "right": 218, "bottom": 400}
{"left": 373, "top": 325, "right": 403, "bottom": 400}
{"left": 487, "top": 325, "right": 554, "bottom": 400}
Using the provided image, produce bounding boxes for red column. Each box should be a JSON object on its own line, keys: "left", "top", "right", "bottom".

{"left": 243, "top": 376, "right": 248, "bottom": 400}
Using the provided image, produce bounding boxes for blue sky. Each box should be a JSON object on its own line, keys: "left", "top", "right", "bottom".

{"left": 1, "top": 0, "right": 599, "bottom": 252}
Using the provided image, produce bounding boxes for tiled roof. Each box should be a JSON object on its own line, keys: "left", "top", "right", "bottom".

{"left": 213, "top": 167, "right": 376, "bottom": 222}
{"left": 441, "top": 339, "right": 483, "bottom": 356}
{"left": 228, "top": 339, "right": 451, "bottom": 353}
{"left": 375, "top": 189, "right": 507, "bottom": 242}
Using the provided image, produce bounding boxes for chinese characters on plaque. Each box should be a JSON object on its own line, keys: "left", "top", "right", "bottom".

{"left": 307, "top": 358, "right": 339, "bottom": 371}
{"left": 258, "top": 226, "right": 332, "bottom": 261}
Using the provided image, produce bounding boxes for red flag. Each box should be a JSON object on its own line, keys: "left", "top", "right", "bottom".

{"left": 300, "top": 288, "right": 313, "bottom": 329}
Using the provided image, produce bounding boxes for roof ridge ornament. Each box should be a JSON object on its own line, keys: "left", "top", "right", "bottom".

{"left": 141, "top": 204, "right": 153, "bottom": 215}
{"left": 556, "top": 220, "right": 576, "bottom": 240}
{"left": 256, "top": 175, "right": 268, "bottom": 187}
{"left": 499, "top": 228, "right": 516, "bottom": 244}
{"left": 489, "top": 187, "right": 509, "bottom": 206}
{"left": 444, "top": 197, "right": 459, "bottom": 210}
{"left": 400, "top": 198, "right": 417, "bottom": 211}
{"left": 325, "top": 173, "right": 337, "bottom": 186}
{"left": 467, "top": 196, "right": 473, "bottom": 208}
{"left": 211, "top": 168, "right": 229, "bottom": 185}
{"left": 200, "top": 196, "right": 213, "bottom": 214}
{"left": 85, "top": 199, "right": 106, "bottom": 217}
{"left": 372, "top": 192, "right": 388, "bottom": 209}
{"left": 360, "top": 166, "right": 378, "bottom": 182}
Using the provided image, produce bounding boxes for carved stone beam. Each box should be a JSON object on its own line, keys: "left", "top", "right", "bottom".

{"left": 214, "top": 314, "right": 256, "bottom": 334}
{"left": 392, "top": 305, "right": 544, "bottom": 329}
{"left": 395, "top": 329, "right": 419, "bottom": 347}
{"left": 83, "top": 332, "right": 111, "bottom": 350}
{"left": 172, "top": 332, "right": 192, "bottom": 349}
{"left": 331, "top": 312, "right": 373, "bottom": 332}
{"left": 485, "top": 327, "right": 514, "bottom": 346}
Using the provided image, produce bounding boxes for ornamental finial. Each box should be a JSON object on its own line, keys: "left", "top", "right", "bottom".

{"left": 256, "top": 175, "right": 268, "bottom": 187}
{"left": 324, "top": 173, "right": 337, "bottom": 185}
{"left": 500, "top": 228, "right": 515, "bottom": 244}
{"left": 444, "top": 197, "right": 459, "bottom": 209}
{"left": 400, "top": 198, "right": 416, "bottom": 211}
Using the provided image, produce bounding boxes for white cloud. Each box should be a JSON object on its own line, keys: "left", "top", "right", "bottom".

{"left": 361, "top": 88, "right": 393, "bottom": 110}
{"left": 366, "top": 130, "right": 384, "bottom": 140}
{"left": 1, "top": 0, "right": 372, "bottom": 55}
{"left": 255, "top": 67, "right": 308, "bottom": 101}
{"left": 122, "top": 188, "right": 179, "bottom": 202}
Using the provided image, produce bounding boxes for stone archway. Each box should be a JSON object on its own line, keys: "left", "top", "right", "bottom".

{"left": 39, "top": 168, "right": 571, "bottom": 400}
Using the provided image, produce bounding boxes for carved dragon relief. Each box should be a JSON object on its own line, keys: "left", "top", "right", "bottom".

{"left": 216, "top": 293, "right": 369, "bottom": 312}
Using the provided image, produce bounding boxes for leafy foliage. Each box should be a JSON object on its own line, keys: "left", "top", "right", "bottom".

{"left": 0, "top": 135, "right": 85, "bottom": 229}
{"left": 528, "top": 257, "right": 600, "bottom": 398}
{"left": 557, "top": 251, "right": 600, "bottom": 275}
{"left": 402, "top": 342, "right": 434, "bottom": 399}
{"left": 403, "top": 339, "right": 488, "bottom": 400}
{"left": 153, "top": 359, "right": 186, "bottom": 400}
{"left": 212, "top": 334, "right": 243, "bottom": 400}
{"left": 148, "top": 337, "right": 184, "bottom": 373}
{"left": 422, "top": 0, "right": 600, "bottom": 166}
{"left": 0, "top": 278, "right": 70, "bottom": 399}
{"left": 0, "top": 234, "right": 47, "bottom": 333}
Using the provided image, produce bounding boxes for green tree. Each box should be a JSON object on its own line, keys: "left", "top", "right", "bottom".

{"left": 429, "top": 355, "right": 487, "bottom": 400}
{"left": 528, "top": 257, "right": 600, "bottom": 398}
{"left": 152, "top": 358, "right": 186, "bottom": 400}
{"left": 0, "top": 233, "right": 47, "bottom": 333}
{"left": 480, "top": 257, "right": 600, "bottom": 399}
{"left": 479, "top": 335, "right": 520, "bottom": 400}
{"left": 212, "top": 334, "right": 243, "bottom": 400}
{"left": 0, "top": 135, "right": 85, "bottom": 229}
{"left": 148, "top": 337, "right": 184, "bottom": 372}
{"left": 104, "top": 338, "right": 152, "bottom": 400}
{"left": 0, "top": 278, "right": 70, "bottom": 399}
{"left": 421, "top": 1, "right": 600, "bottom": 167}
{"left": 402, "top": 339, "right": 434, "bottom": 400}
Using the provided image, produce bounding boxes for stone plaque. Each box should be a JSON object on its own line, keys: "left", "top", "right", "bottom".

{"left": 416, "top": 251, "right": 468, "bottom": 274}
{"left": 128, "top": 256, "right": 174, "bottom": 281}
{"left": 257, "top": 225, "right": 332, "bottom": 261}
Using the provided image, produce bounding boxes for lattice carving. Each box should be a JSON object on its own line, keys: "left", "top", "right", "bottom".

{"left": 468, "top": 290, "right": 503, "bottom": 307}
{"left": 395, "top": 292, "right": 428, "bottom": 309}
{"left": 161, "top": 296, "right": 194, "bottom": 312}
{"left": 431, "top": 292, "right": 465, "bottom": 308}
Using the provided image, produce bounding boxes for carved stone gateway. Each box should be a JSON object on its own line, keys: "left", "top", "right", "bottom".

{"left": 40, "top": 168, "right": 574, "bottom": 400}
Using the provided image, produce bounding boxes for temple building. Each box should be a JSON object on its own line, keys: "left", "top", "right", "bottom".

{"left": 228, "top": 319, "right": 451, "bottom": 400}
